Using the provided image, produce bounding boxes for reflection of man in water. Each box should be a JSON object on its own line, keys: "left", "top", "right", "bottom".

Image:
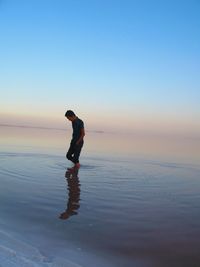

{"left": 65, "top": 110, "right": 85, "bottom": 171}
{"left": 59, "top": 170, "right": 81, "bottom": 220}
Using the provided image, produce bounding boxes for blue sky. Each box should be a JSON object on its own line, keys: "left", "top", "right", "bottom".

{"left": 0, "top": 0, "right": 200, "bottom": 134}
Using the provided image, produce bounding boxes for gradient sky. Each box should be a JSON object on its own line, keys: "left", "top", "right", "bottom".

{"left": 0, "top": 0, "right": 200, "bottom": 135}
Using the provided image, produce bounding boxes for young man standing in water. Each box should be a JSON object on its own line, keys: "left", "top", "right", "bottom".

{"left": 65, "top": 110, "right": 85, "bottom": 171}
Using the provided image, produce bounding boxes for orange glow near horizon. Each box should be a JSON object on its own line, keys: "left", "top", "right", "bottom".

{"left": 0, "top": 111, "right": 200, "bottom": 138}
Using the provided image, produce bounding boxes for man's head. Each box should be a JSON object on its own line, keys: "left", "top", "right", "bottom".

{"left": 65, "top": 110, "right": 76, "bottom": 121}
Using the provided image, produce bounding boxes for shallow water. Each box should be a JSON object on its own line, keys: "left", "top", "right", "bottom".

{"left": 0, "top": 126, "right": 200, "bottom": 267}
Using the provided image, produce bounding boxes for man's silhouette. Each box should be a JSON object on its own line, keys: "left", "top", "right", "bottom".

{"left": 65, "top": 110, "right": 85, "bottom": 171}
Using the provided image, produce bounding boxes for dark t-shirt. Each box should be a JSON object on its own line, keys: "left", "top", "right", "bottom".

{"left": 71, "top": 118, "right": 84, "bottom": 143}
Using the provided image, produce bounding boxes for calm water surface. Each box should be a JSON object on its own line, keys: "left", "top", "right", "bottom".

{"left": 0, "top": 126, "right": 200, "bottom": 267}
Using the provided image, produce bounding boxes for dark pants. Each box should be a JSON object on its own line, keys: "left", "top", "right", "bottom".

{"left": 66, "top": 141, "right": 83, "bottom": 164}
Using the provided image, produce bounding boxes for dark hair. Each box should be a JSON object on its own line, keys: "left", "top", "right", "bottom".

{"left": 65, "top": 110, "right": 75, "bottom": 117}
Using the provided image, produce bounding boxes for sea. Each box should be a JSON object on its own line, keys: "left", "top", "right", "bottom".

{"left": 0, "top": 125, "right": 200, "bottom": 267}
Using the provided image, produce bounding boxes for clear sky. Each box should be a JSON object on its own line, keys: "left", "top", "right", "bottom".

{"left": 0, "top": 0, "right": 200, "bottom": 135}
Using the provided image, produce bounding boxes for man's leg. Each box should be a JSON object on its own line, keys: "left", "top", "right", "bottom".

{"left": 73, "top": 142, "right": 83, "bottom": 167}
{"left": 66, "top": 143, "right": 75, "bottom": 163}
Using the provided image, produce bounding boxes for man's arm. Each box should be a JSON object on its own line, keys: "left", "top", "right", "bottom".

{"left": 76, "top": 128, "right": 85, "bottom": 145}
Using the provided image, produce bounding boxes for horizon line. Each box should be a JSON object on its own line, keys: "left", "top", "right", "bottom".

{"left": 1, "top": 123, "right": 200, "bottom": 140}
{"left": 0, "top": 123, "right": 105, "bottom": 134}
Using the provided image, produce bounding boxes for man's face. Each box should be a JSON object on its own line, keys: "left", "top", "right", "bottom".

{"left": 66, "top": 116, "right": 73, "bottom": 121}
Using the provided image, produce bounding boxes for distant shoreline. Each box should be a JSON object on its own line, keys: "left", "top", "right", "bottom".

{"left": 1, "top": 123, "right": 199, "bottom": 140}
{"left": 0, "top": 123, "right": 105, "bottom": 134}
{"left": 0, "top": 123, "right": 65, "bottom": 131}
